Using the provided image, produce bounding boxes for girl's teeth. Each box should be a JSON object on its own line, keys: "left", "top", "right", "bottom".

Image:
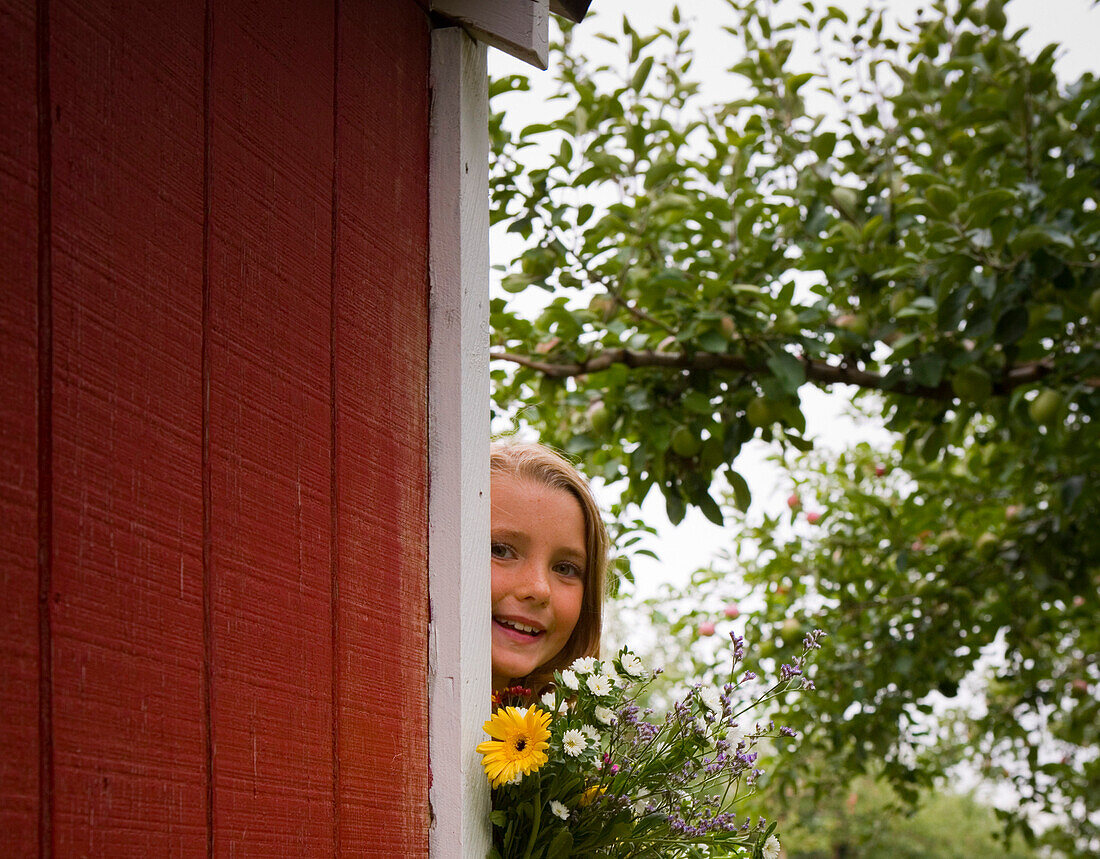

{"left": 501, "top": 619, "right": 540, "bottom": 634}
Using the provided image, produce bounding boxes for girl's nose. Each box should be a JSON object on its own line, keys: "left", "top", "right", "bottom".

{"left": 515, "top": 559, "right": 552, "bottom": 602}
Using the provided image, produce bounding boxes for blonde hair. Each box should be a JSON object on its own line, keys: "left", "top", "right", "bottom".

{"left": 490, "top": 441, "right": 609, "bottom": 690}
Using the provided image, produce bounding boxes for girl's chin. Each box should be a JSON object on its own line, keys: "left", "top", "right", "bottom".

{"left": 492, "top": 646, "right": 543, "bottom": 686}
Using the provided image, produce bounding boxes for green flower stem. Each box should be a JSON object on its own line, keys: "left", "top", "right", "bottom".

{"left": 521, "top": 773, "right": 542, "bottom": 859}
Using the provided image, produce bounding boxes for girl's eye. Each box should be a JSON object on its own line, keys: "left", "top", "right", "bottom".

{"left": 555, "top": 562, "right": 582, "bottom": 578}
{"left": 491, "top": 542, "right": 513, "bottom": 559}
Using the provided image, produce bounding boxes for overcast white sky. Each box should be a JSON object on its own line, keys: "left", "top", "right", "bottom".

{"left": 488, "top": 0, "right": 1100, "bottom": 598}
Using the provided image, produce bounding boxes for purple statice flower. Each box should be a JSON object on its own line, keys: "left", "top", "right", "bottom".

{"left": 618, "top": 703, "right": 642, "bottom": 729}
{"left": 779, "top": 663, "right": 803, "bottom": 681}
{"left": 779, "top": 726, "right": 796, "bottom": 737}
{"left": 803, "top": 629, "right": 826, "bottom": 650}
{"left": 730, "top": 632, "right": 746, "bottom": 662}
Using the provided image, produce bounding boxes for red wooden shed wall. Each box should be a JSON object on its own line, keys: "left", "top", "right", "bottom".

{"left": 1, "top": 0, "right": 432, "bottom": 853}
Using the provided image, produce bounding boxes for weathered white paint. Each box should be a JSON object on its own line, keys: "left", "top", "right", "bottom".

{"left": 432, "top": 0, "right": 550, "bottom": 69}
{"left": 428, "top": 25, "right": 492, "bottom": 859}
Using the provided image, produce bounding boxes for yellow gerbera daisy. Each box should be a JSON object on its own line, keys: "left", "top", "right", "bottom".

{"left": 476, "top": 705, "right": 552, "bottom": 787}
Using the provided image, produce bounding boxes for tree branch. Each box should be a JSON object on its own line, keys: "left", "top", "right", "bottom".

{"left": 490, "top": 348, "right": 1065, "bottom": 399}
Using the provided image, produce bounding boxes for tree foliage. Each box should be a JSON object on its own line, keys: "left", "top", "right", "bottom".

{"left": 489, "top": 0, "right": 1098, "bottom": 852}
{"left": 773, "top": 774, "right": 1039, "bottom": 858}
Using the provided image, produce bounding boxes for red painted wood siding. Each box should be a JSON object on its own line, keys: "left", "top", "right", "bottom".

{"left": 0, "top": 0, "right": 431, "bottom": 853}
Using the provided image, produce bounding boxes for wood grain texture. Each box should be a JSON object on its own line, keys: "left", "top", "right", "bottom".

{"left": 0, "top": 0, "right": 41, "bottom": 851}
{"left": 47, "top": 0, "right": 207, "bottom": 853}
{"left": 431, "top": 0, "right": 548, "bottom": 68}
{"left": 2, "top": 0, "right": 436, "bottom": 849}
{"left": 428, "top": 27, "right": 493, "bottom": 857}
{"left": 206, "top": 0, "right": 336, "bottom": 850}
{"left": 333, "top": 2, "right": 431, "bottom": 853}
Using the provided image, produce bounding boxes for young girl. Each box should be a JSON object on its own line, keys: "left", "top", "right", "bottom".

{"left": 490, "top": 442, "right": 609, "bottom": 694}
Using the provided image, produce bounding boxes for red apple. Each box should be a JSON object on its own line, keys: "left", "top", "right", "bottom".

{"left": 535, "top": 337, "right": 561, "bottom": 355}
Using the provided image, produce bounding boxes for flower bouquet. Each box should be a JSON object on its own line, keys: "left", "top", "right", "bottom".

{"left": 478, "top": 630, "right": 824, "bottom": 858}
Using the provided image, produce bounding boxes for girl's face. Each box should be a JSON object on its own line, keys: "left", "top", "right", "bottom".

{"left": 490, "top": 472, "right": 586, "bottom": 691}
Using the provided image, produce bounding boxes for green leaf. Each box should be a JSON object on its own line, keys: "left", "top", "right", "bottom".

{"left": 631, "top": 56, "right": 655, "bottom": 92}
{"left": 786, "top": 71, "right": 814, "bottom": 95}
{"left": 1009, "top": 223, "right": 1074, "bottom": 255}
{"left": 501, "top": 273, "right": 535, "bottom": 293}
{"left": 665, "top": 488, "right": 686, "bottom": 525}
{"left": 925, "top": 184, "right": 959, "bottom": 216}
{"left": 565, "top": 434, "right": 599, "bottom": 455}
{"left": 546, "top": 827, "right": 573, "bottom": 858}
{"left": 994, "top": 306, "right": 1029, "bottom": 345}
{"left": 910, "top": 355, "right": 947, "bottom": 388}
{"left": 766, "top": 351, "right": 807, "bottom": 395}
{"left": 729, "top": 470, "right": 752, "bottom": 512}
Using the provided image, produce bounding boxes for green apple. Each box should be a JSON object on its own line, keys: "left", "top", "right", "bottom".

{"left": 587, "top": 401, "right": 611, "bottom": 434}
{"left": 951, "top": 365, "right": 993, "bottom": 404}
{"left": 745, "top": 398, "right": 775, "bottom": 428}
{"left": 670, "top": 426, "right": 702, "bottom": 457}
{"left": 1027, "top": 389, "right": 1063, "bottom": 425}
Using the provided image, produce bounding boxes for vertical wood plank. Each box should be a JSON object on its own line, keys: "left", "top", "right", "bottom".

{"left": 428, "top": 25, "right": 493, "bottom": 858}
{"left": 0, "top": 0, "right": 41, "bottom": 851}
{"left": 206, "top": 0, "right": 335, "bottom": 850}
{"left": 334, "top": 1, "right": 431, "bottom": 853}
{"left": 47, "top": 0, "right": 207, "bottom": 853}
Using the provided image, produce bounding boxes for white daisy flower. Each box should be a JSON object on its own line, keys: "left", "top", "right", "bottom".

{"left": 560, "top": 669, "right": 579, "bottom": 690}
{"left": 620, "top": 652, "right": 645, "bottom": 677}
{"left": 586, "top": 673, "right": 613, "bottom": 696}
{"left": 550, "top": 800, "right": 570, "bottom": 821}
{"left": 763, "top": 834, "right": 781, "bottom": 859}
{"left": 699, "top": 686, "right": 722, "bottom": 714}
{"left": 581, "top": 724, "right": 600, "bottom": 742}
{"left": 562, "top": 728, "right": 587, "bottom": 757}
{"left": 570, "top": 656, "right": 597, "bottom": 674}
{"left": 541, "top": 691, "right": 557, "bottom": 709}
{"left": 728, "top": 724, "right": 745, "bottom": 746}
{"left": 594, "top": 705, "right": 616, "bottom": 726}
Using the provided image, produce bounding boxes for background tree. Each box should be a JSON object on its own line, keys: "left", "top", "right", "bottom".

{"left": 767, "top": 772, "right": 1040, "bottom": 858}
{"left": 489, "top": 0, "right": 1098, "bottom": 852}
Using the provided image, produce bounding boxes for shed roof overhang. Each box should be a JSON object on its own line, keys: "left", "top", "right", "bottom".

{"left": 431, "top": 0, "right": 592, "bottom": 69}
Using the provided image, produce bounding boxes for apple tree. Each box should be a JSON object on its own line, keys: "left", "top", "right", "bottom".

{"left": 489, "top": 0, "right": 1098, "bottom": 850}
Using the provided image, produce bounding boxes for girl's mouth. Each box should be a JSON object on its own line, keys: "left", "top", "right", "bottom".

{"left": 494, "top": 617, "right": 544, "bottom": 638}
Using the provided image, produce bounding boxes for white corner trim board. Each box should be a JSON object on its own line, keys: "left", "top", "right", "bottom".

{"left": 428, "top": 26, "right": 493, "bottom": 859}
{"left": 432, "top": 0, "right": 550, "bottom": 69}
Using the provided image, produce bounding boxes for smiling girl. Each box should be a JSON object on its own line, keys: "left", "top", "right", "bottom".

{"left": 490, "top": 442, "right": 609, "bottom": 693}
